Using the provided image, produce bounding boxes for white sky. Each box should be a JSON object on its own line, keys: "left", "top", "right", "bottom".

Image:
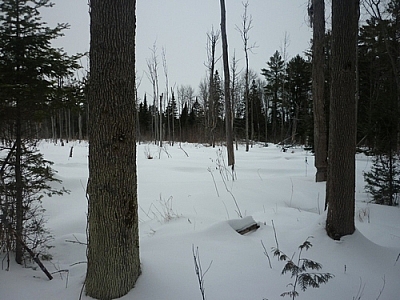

{"left": 41, "top": 0, "right": 312, "bottom": 101}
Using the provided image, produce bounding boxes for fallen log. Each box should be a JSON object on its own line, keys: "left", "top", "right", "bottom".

{"left": 236, "top": 223, "right": 260, "bottom": 235}
{"left": 228, "top": 216, "right": 260, "bottom": 235}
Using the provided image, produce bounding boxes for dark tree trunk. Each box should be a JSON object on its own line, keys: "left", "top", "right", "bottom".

{"left": 86, "top": 0, "right": 140, "bottom": 298}
{"left": 326, "top": 0, "right": 359, "bottom": 240}
{"left": 15, "top": 116, "right": 23, "bottom": 264}
{"left": 220, "top": 0, "right": 235, "bottom": 169}
{"left": 312, "top": 0, "right": 328, "bottom": 182}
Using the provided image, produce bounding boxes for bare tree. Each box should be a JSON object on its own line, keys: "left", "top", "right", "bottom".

{"left": 236, "top": 1, "right": 257, "bottom": 152}
{"left": 231, "top": 50, "right": 242, "bottom": 150}
{"left": 146, "top": 42, "right": 160, "bottom": 144}
{"left": 205, "top": 27, "right": 220, "bottom": 147}
{"left": 326, "top": 0, "right": 360, "bottom": 240}
{"left": 310, "top": 0, "right": 328, "bottom": 182}
{"left": 162, "top": 47, "right": 170, "bottom": 145}
{"left": 86, "top": 0, "right": 140, "bottom": 298}
{"left": 280, "top": 32, "right": 290, "bottom": 145}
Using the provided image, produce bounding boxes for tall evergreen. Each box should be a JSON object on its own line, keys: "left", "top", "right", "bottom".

{"left": 0, "top": 0, "right": 80, "bottom": 264}
{"left": 262, "top": 50, "right": 285, "bottom": 143}
{"left": 286, "top": 55, "right": 312, "bottom": 145}
{"left": 358, "top": 2, "right": 399, "bottom": 153}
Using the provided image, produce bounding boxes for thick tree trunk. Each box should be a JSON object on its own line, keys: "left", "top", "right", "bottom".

{"left": 312, "top": 0, "right": 328, "bottom": 182}
{"left": 86, "top": 1, "right": 140, "bottom": 299}
{"left": 326, "top": 0, "right": 359, "bottom": 240}
{"left": 220, "top": 0, "right": 235, "bottom": 169}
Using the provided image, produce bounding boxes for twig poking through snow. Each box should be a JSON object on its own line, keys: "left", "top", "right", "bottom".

{"left": 192, "top": 244, "right": 213, "bottom": 300}
{"left": 261, "top": 240, "right": 272, "bottom": 269}
{"left": 272, "top": 220, "right": 279, "bottom": 250}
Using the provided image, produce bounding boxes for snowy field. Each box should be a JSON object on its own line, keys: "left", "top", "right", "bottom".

{"left": 1, "top": 141, "right": 400, "bottom": 300}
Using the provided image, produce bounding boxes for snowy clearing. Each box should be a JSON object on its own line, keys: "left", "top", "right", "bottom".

{"left": 1, "top": 141, "right": 400, "bottom": 300}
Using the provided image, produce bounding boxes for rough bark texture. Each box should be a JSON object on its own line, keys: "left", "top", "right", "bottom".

{"left": 86, "top": 1, "right": 140, "bottom": 299}
{"left": 326, "top": 0, "right": 359, "bottom": 240}
{"left": 312, "top": 0, "right": 328, "bottom": 182}
{"left": 220, "top": 0, "right": 235, "bottom": 168}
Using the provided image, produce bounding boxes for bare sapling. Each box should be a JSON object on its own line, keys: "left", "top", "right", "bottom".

{"left": 192, "top": 244, "right": 213, "bottom": 300}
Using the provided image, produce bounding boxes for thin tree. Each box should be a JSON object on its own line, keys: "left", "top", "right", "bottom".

{"left": 86, "top": 0, "right": 141, "bottom": 298}
{"left": 162, "top": 47, "right": 170, "bottom": 145}
{"left": 236, "top": 1, "right": 257, "bottom": 152}
{"left": 147, "top": 42, "right": 160, "bottom": 145}
{"left": 310, "top": 0, "right": 328, "bottom": 182}
{"left": 220, "top": 0, "right": 235, "bottom": 170}
{"left": 326, "top": 0, "right": 360, "bottom": 240}
{"left": 205, "top": 27, "right": 220, "bottom": 147}
{"left": 280, "top": 32, "right": 290, "bottom": 145}
{"left": 230, "top": 50, "right": 242, "bottom": 150}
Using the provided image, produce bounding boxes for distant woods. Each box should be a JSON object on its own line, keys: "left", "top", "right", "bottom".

{"left": 0, "top": 0, "right": 398, "bottom": 155}
{"left": 137, "top": 0, "right": 399, "bottom": 157}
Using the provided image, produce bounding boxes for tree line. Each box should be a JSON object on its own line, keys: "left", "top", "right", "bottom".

{"left": 1, "top": 0, "right": 399, "bottom": 299}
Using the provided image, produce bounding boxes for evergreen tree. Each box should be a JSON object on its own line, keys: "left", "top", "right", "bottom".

{"left": 165, "top": 92, "right": 178, "bottom": 144}
{"left": 358, "top": 3, "right": 399, "bottom": 153}
{"left": 248, "top": 79, "right": 264, "bottom": 142}
{"left": 0, "top": 142, "right": 68, "bottom": 268}
{"left": 212, "top": 70, "right": 224, "bottom": 121}
{"left": 364, "top": 152, "right": 400, "bottom": 206}
{"left": 0, "top": 0, "right": 80, "bottom": 264}
{"left": 139, "top": 95, "right": 151, "bottom": 139}
{"left": 180, "top": 102, "right": 189, "bottom": 141}
{"left": 286, "top": 55, "right": 312, "bottom": 145}
{"left": 262, "top": 50, "right": 285, "bottom": 143}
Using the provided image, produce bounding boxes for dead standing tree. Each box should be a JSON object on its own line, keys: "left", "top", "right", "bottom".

{"left": 146, "top": 42, "right": 160, "bottom": 145}
{"left": 236, "top": 1, "right": 257, "bottom": 152}
{"left": 205, "top": 27, "right": 220, "bottom": 147}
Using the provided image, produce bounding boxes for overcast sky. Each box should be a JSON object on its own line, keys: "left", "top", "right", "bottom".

{"left": 42, "top": 0, "right": 312, "bottom": 100}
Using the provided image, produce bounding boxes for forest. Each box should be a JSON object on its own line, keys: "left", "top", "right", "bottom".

{"left": 0, "top": 0, "right": 399, "bottom": 300}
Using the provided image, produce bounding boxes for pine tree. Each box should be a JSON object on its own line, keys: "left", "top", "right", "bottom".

{"left": 0, "top": 142, "right": 68, "bottom": 268}
{"left": 262, "top": 50, "right": 285, "bottom": 143}
{"left": 286, "top": 55, "right": 312, "bottom": 145}
{"left": 364, "top": 152, "right": 400, "bottom": 206}
{"left": 0, "top": 0, "right": 80, "bottom": 264}
{"left": 358, "top": 2, "right": 399, "bottom": 153}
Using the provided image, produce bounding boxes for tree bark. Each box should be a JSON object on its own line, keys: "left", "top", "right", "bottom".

{"left": 86, "top": 1, "right": 140, "bottom": 299}
{"left": 312, "top": 0, "right": 328, "bottom": 182}
{"left": 326, "top": 0, "right": 359, "bottom": 240}
{"left": 220, "top": 0, "right": 235, "bottom": 168}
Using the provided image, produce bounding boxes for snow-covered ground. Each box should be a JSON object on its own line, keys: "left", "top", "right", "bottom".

{"left": 1, "top": 141, "right": 400, "bottom": 300}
